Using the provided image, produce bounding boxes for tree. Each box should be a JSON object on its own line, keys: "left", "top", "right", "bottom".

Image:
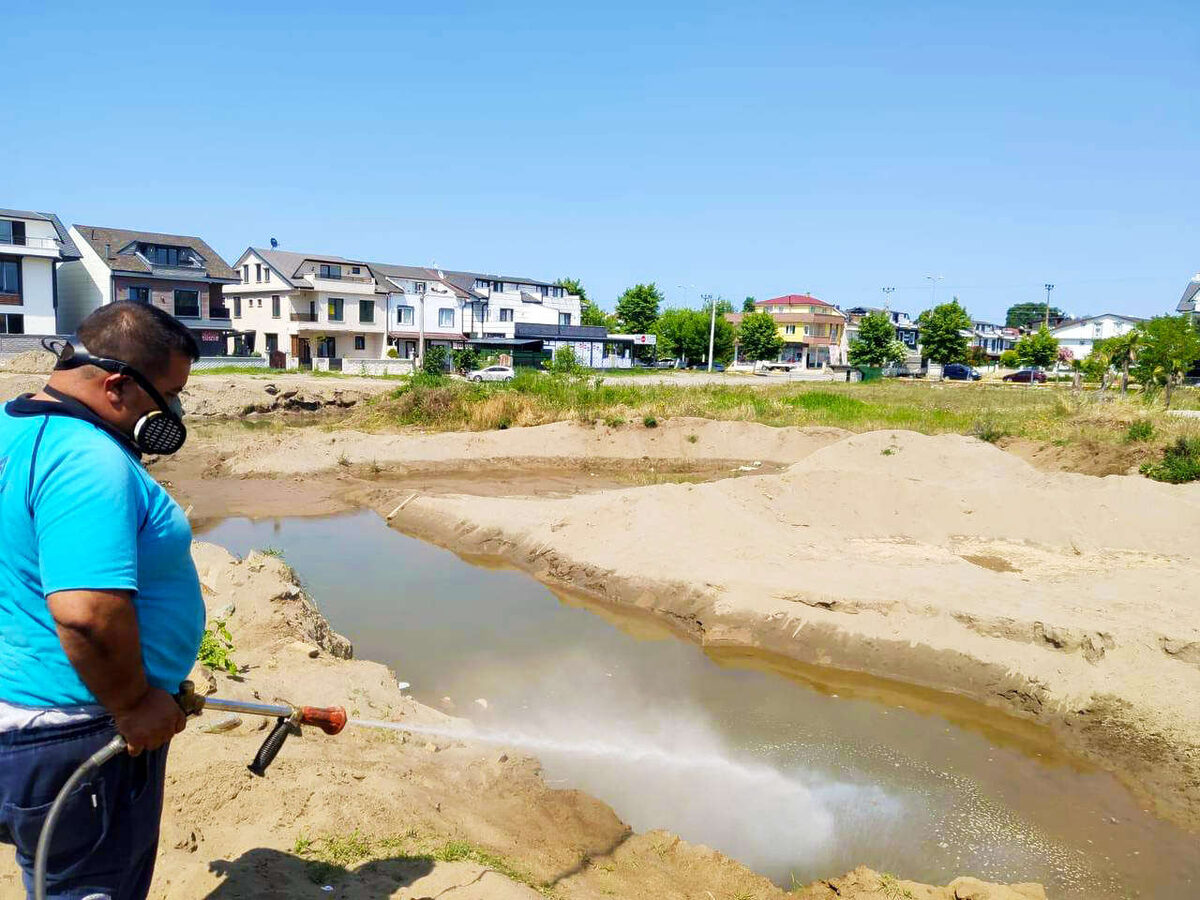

{"left": 555, "top": 276, "right": 587, "bottom": 303}
{"left": 999, "top": 349, "right": 1019, "bottom": 368}
{"left": 916, "top": 298, "right": 972, "bottom": 365}
{"left": 742, "top": 297, "right": 756, "bottom": 313}
{"left": 614, "top": 283, "right": 663, "bottom": 333}
{"left": 737, "top": 311, "right": 784, "bottom": 362}
{"left": 548, "top": 345, "right": 582, "bottom": 375}
{"left": 1132, "top": 314, "right": 1200, "bottom": 408}
{"left": 422, "top": 345, "right": 448, "bottom": 377}
{"left": 1015, "top": 326, "right": 1060, "bottom": 370}
{"left": 1006, "top": 302, "right": 1065, "bottom": 330}
{"left": 848, "top": 310, "right": 906, "bottom": 367}
{"left": 452, "top": 347, "right": 479, "bottom": 374}
{"left": 654, "top": 308, "right": 735, "bottom": 365}
{"left": 1081, "top": 341, "right": 1115, "bottom": 389}
{"left": 704, "top": 296, "right": 735, "bottom": 315}
{"left": 1104, "top": 329, "right": 1142, "bottom": 395}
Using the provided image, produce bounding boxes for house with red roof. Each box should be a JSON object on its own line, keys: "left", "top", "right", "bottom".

{"left": 728, "top": 294, "right": 847, "bottom": 367}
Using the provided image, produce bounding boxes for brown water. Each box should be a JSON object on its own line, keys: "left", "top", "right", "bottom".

{"left": 199, "top": 510, "right": 1199, "bottom": 897}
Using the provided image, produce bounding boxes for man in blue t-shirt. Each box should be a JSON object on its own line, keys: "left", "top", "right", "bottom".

{"left": 0, "top": 301, "right": 205, "bottom": 899}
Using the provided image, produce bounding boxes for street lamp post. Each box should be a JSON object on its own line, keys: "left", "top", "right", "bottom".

{"left": 881, "top": 286, "right": 895, "bottom": 311}
{"left": 702, "top": 293, "right": 717, "bottom": 372}
{"left": 925, "top": 274, "right": 943, "bottom": 307}
{"left": 1043, "top": 283, "right": 1055, "bottom": 328}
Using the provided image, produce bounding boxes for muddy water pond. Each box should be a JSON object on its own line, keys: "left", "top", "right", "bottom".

{"left": 200, "top": 510, "right": 1198, "bottom": 897}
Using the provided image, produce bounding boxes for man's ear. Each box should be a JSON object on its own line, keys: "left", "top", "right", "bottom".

{"left": 101, "top": 372, "right": 130, "bottom": 406}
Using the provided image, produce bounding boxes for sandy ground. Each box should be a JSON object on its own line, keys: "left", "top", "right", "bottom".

{"left": 153, "top": 414, "right": 1200, "bottom": 840}
{"left": 0, "top": 546, "right": 1041, "bottom": 899}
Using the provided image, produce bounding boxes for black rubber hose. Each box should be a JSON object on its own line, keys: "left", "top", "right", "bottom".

{"left": 34, "top": 735, "right": 126, "bottom": 900}
{"left": 247, "top": 718, "right": 293, "bottom": 777}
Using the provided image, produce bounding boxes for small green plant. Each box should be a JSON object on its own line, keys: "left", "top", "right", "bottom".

{"left": 603, "top": 415, "right": 626, "bottom": 428}
{"left": 1126, "top": 419, "right": 1154, "bottom": 442}
{"left": 643, "top": 415, "right": 658, "bottom": 428}
{"left": 686, "top": 433, "right": 698, "bottom": 443}
{"left": 386, "top": 346, "right": 399, "bottom": 359}
{"left": 971, "top": 413, "right": 1006, "bottom": 443}
{"left": 197, "top": 619, "right": 238, "bottom": 675}
{"left": 369, "top": 459, "right": 383, "bottom": 476}
{"left": 877, "top": 872, "right": 915, "bottom": 900}
{"left": 452, "top": 347, "right": 480, "bottom": 374}
{"left": 337, "top": 453, "right": 351, "bottom": 467}
{"left": 881, "top": 447, "right": 896, "bottom": 456}
{"left": 1140, "top": 436, "right": 1200, "bottom": 483}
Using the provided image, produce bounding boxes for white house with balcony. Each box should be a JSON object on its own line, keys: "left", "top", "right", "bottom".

{"left": 368, "top": 263, "right": 470, "bottom": 359}
{"left": 435, "top": 271, "right": 581, "bottom": 340}
{"left": 58, "top": 225, "right": 240, "bottom": 355}
{"left": 1049, "top": 314, "right": 1143, "bottom": 362}
{"left": 0, "top": 208, "right": 81, "bottom": 338}
{"left": 227, "top": 248, "right": 391, "bottom": 364}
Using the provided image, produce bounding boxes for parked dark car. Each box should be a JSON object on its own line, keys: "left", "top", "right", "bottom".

{"left": 943, "top": 363, "right": 981, "bottom": 381}
{"left": 1002, "top": 368, "right": 1047, "bottom": 383}
{"left": 687, "top": 361, "right": 726, "bottom": 372}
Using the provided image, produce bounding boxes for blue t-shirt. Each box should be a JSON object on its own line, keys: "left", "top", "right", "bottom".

{"left": 0, "top": 397, "right": 205, "bottom": 707}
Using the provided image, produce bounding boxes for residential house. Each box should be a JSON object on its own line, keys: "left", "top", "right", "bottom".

{"left": 227, "top": 248, "right": 392, "bottom": 363}
{"left": 969, "top": 321, "right": 1019, "bottom": 359}
{"left": 0, "top": 208, "right": 80, "bottom": 338}
{"left": 1049, "top": 314, "right": 1143, "bottom": 363}
{"left": 1176, "top": 274, "right": 1200, "bottom": 323}
{"left": 369, "top": 264, "right": 470, "bottom": 359}
{"left": 447, "top": 271, "right": 581, "bottom": 340}
{"left": 844, "top": 306, "right": 921, "bottom": 355}
{"left": 730, "top": 294, "right": 846, "bottom": 367}
{"left": 58, "top": 225, "right": 240, "bottom": 355}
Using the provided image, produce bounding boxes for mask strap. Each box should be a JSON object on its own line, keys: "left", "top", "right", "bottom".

{"left": 39, "top": 386, "right": 142, "bottom": 457}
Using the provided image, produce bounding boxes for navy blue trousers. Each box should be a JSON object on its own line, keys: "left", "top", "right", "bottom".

{"left": 0, "top": 716, "right": 168, "bottom": 900}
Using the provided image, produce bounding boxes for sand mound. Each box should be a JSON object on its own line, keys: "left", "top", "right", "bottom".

{"left": 394, "top": 428, "right": 1200, "bottom": 829}
{"left": 0, "top": 349, "right": 56, "bottom": 374}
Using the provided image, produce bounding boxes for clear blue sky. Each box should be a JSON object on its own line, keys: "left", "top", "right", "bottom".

{"left": 3, "top": 1, "right": 1197, "bottom": 322}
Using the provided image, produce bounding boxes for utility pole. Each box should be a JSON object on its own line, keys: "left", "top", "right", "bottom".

{"left": 703, "top": 293, "right": 717, "bottom": 372}
{"left": 881, "top": 286, "right": 895, "bottom": 311}
{"left": 1043, "top": 283, "right": 1055, "bottom": 328}
{"left": 417, "top": 284, "right": 426, "bottom": 367}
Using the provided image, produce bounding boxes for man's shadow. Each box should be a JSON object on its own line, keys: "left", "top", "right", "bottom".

{"left": 203, "top": 847, "right": 435, "bottom": 899}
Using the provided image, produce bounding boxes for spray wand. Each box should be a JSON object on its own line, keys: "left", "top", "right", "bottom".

{"left": 33, "top": 680, "right": 348, "bottom": 900}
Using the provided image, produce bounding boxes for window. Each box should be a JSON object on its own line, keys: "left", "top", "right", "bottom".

{"left": 559, "top": 312, "right": 571, "bottom": 326}
{"left": 255, "top": 263, "right": 262, "bottom": 282}
{"left": 351, "top": 266, "right": 361, "bottom": 275}
{"left": 539, "top": 285, "right": 549, "bottom": 296}
{"left": 174, "top": 289, "right": 200, "bottom": 318}
{"left": 0, "top": 258, "right": 22, "bottom": 297}
{"left": 358, "top": 300, "right": 374, "bottom": 323}
{"left": 263, "top": 268, "right": 269, "bottom": 283}
{"left": 317, "top": 336, "right": 336, "bottom": 358}
{"left": 1093, "top": 322, "right": 1103, "bottom": 338}
{"left": 319, "top": 264, "right": 342, "bottom": 279}
{"left": 328, "top": 298, "right": 344, "bottom": 321}
{"left": 492, "top": 281, "right": 503, "bottom": 292}
{"left": 265, "top": 333, "right": 278, "bottom": 353}
{"left": 354, "top": 335, "right": 366, "bottom": 351}
{"left": 397, "top": 305, "right": 414, "bottom": 326}
{"left": 438, "top": 308, "right": 454, "bottom": 329}
{"left": 0, "top": 313, "right": 24, "bottom": 333}
{"left": 127, "top": 286, "right": 150, "bottom": 303}
{"left": 785, "top": 324, "right": 796, "bottom": 335}
{"left": 272, "top": 295, "right": 281, "bottom": 318}
{"left": 146, "top": 245, "right": 181, "bottom": 266}
{"left": 233, "top": 297, "right": 242, "bottom": 317}
{"left": 414, "top": 281, "right": 426, "bottom": 294}
{"left": 243, "top": 265, "right": 249, "bottom": 283}
{"left": 0, "top": 220, "right": 25, "bottom": 246}
{"left": 499, "top": 308, "right": 513, "bottom": 322}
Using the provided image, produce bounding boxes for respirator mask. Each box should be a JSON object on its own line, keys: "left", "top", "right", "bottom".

{"left": 44, "top": 339, "right": 188, "bottom": 455}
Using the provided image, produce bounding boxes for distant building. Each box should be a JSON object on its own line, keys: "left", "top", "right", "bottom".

{"left": 844, "top": 306, "right": 921, "bottom": 357}
{"left": 59, "top": 225, "right": 240, "bottom": 355}
{"left": 1049, "top": 314, "right": 1143, "bottom": 362}
{"left": 729, "top": 294, "right": 846, "bottom": 367}
{"left": 0, "top": 207, "right": 81, "bottom": 337}
{"left": 969, "top": 320, "right": 1019, "bottom": 358}
{"left": 1177, "top": 274, "right": 1200, "bottom": 323}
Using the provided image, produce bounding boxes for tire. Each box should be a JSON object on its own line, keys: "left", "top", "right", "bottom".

{"left": 504, "top": 376, "right": 513, "bottom": 382}
{"left": 472, "top": 376, "right": 483, "bottom": 382}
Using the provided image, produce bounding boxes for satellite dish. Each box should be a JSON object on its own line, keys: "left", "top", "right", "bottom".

{"left": 270, "top": 237, "right": 279, "bottom": 249}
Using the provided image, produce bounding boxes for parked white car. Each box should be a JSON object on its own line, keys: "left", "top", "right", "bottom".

{"left": 467, "top": 365, "right": 515, "bottom": 383}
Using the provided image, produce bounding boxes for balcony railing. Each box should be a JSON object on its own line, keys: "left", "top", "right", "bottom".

{"left": 0, "top": 235, "right": 61, "bottom": 251}
{"left": 291, "top": 312, "right": 318, "bottom": 322}
{"left": 305, "top": 271, "right": 374, "bottom": 284}
{"left": 209, "top": 307, "right": 232, "bottom": 320}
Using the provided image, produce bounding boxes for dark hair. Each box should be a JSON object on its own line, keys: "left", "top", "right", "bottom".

{"left": 77, "top": 301, "right": 201, "bottom": 378}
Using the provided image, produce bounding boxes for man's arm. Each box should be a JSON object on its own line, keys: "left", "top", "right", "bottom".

{"left": 48, "top": 589, "right": 184, "bottom": 755}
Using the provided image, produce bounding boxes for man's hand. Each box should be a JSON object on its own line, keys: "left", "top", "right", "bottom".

{"left": 112, "top": 687, "right": 186, "bottom": 756}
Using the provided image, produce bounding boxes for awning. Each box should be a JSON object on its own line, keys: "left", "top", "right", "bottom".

{"left": 467, "top": 337, "right": 543, "bottom": 347}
